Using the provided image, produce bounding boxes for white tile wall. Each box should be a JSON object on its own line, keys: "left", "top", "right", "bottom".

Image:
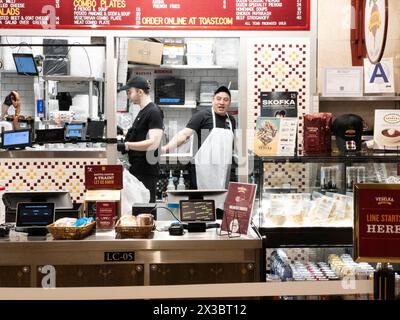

{"left": 117, "top": 38, "right": 129, "bottom": 111}
{"left": 120, "top": 67, "right": 238, "bottom": 137}
{"left": 0, "top": 72, "right": 35, "bottom": 116}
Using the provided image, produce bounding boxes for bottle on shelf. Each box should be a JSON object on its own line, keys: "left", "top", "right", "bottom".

{"left": 177, "top": 170, "right": 186, "bottom": 190}
{"left": 374, "top": 262, "right": 395, "bottom": 300}
{"left": 167, "top": 170, "right": 176, "bottom": 191}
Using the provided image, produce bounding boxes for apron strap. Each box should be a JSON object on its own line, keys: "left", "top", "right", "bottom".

{"left": 211, "top": 108, "right": 233, "bottom": 131}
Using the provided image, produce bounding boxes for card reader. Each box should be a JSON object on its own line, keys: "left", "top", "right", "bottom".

{"left": 169, "top": 222, "right": 184, "bottom": 236}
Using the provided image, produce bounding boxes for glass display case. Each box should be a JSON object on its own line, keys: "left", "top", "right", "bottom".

{"left": 250, "top": 152, "right": 400, "bottom": 289}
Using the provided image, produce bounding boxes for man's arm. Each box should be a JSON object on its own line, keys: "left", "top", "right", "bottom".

{"left": 125, "top": 128, "right": 163, "bottom": 151}
{"left": 161, "top": 127, "right": 194, "bottom": 154}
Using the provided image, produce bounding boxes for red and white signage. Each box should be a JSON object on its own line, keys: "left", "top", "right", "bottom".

{"left": 0, "top": 0, "right": 310, "bottom": 30}
{"left": 354, "top": 184, "right": 400, "bottom": 263}
{"left": 85, "top": 165, "right": 123, "bottom": 190}
{"left": 221, "top": 182, "right": 257, "bottom": 235}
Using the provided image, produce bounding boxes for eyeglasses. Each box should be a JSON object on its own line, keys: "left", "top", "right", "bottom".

{"left": 225, "top": 120, "right": 231, "bottom": 130}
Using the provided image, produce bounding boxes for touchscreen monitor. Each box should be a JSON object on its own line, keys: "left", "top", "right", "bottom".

{"left": 16, "top": 202, "right": 55, "bottom": 228}
{"left": 13, "top": 53, "right": 39, "bottom": 76}
{"left": 179, "top": 200, "right": 216, "bottom": 222}
{"left": 65, "top": 122, "right": 85, "bottom": 139}
{"left": 1, "top": 129, "right": 31, "bottom": 149}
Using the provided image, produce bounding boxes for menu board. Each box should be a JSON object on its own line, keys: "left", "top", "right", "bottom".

{"left": 0, "top": 0, "right": 310, "bottom": 30}
{"left": 221, "top": 182, "right": 257, "bottom": 235}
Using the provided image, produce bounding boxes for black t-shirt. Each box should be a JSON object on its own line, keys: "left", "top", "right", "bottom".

{"left": 125, "top": 102, "right": 164, "bottom": 176}
{"left": 186, "top": 108, "right": 236, "bottom": 151}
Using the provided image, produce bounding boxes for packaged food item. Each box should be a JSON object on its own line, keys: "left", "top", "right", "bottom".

{"left": 309, "top": 196, "right": 335, "bottom": 224}
{"left": 284, "top": 193, "right": 305, "bottom": 225}
{"left": 303, "top": 113, "right": 332, "bottom": 155}
{"left": 119, "top": 215, "right": 137, "bottom": 227}
{"left": 269, "top": 194, "right": 286, "bottom": 226}
{"left": 54, "top": 218, "right": 77, "bottom": 227}
{"left": 137, "top": 214, "right": 154, "bottom": 226}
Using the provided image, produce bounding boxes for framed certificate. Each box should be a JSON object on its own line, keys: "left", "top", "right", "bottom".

{"left": 323, "top": 67, "right": 364, "bottom": 97}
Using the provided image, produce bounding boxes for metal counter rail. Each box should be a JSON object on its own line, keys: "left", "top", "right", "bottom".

{"left": 0, "top": 280, "right": 373, "bottom": 300}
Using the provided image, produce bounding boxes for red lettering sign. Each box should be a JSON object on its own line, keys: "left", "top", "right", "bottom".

{"left": 354, "top": 184, "right": 400, "bottom": 263}
{"left": 0, "top": 0, "right": 310, "bottom": 30}
{"left": 85, "top": 165, "right": 123, "bottom": 190}
{"left": 221, "top": 182, "right": 257, "bottom": 235}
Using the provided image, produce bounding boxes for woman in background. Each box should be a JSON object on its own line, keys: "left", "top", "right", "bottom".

{"left": 1, "top": 91, "right": 21, "bottom": 130}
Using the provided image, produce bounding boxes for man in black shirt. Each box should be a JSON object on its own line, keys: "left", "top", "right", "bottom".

{"left": 161, "top": 86, "right": 236, "bottom": 189}
{"left": 117, "top": 76, "right": 164, "bottom": 202}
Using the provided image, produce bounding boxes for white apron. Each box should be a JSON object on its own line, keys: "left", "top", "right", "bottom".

{"left": 194, "top": 109, "right": 234, "bottom": 189}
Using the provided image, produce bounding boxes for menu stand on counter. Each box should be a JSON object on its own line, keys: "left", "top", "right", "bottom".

{"left": 218, "top": 210, "right": 241, "bottom": 238}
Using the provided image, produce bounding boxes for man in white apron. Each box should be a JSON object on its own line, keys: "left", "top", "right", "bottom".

{"left": 161, "top": 86, "right": 235, "bottom": 189}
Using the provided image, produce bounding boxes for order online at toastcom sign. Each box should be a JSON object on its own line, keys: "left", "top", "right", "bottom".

{"left": 0, "top": 0, "right": 310, "bottom": 30}
{"left": 354, "top": 184, "right": 400, "bottom": 263}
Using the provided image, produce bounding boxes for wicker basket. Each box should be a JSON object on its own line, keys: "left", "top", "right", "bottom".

{"left": 115, "top": 220, "right": 154, "bottom": 239}
{"left": 47, "top": 221, "right": 96, "bottom": 240}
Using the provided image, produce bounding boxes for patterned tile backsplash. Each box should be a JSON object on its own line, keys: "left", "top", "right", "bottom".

{"left": 0, "top": 158, "right": 107, "bottom": 203}
{"left": 247, "top": 38, "right": 311, "bottom": 155}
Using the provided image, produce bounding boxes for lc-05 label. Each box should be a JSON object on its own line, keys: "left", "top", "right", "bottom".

{"left": 104, "top": 251, "right": 135, "bottom": 262}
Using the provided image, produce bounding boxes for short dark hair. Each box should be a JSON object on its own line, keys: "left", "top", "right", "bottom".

{"left": 4, "top": 91, "right": 17, "bottom": 106}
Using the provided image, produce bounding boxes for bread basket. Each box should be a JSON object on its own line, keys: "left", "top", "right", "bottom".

{"left": 115, "top": 219, "right": 154, "bottom": 239}
{"left": 47, "top": 221, "right": 96, "bottom": 240}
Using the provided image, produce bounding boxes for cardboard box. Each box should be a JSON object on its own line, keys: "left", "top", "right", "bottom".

{"left": 84, "top": 190, "right": 121, "bottom": 230}
{"left": 127, "top": 40, "right": 163, "bottom": 65}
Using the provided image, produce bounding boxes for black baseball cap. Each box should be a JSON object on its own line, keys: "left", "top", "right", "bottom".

{"left": 119, "top": 76, "right": 150, "bottom": 91}
{"left": 214, "top": 86, "right": 231, "bottom": 99}
{"left": 332, "top": 114, "right": 364, "bottom": 152}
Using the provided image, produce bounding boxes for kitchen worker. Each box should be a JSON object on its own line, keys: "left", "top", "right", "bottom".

{"left": 1, "top": 90, "right": 21, "bottom": 130}
{"left": 117, "top": 76, "right": 164, "bottom": 203}
{"left": 161, "top": 86, "right": 236, "bottom": 189}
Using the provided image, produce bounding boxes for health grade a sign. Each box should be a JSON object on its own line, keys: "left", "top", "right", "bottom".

{"left": 354, "top": 184, "right": 400, "bottom": 263}
{"left": 0, "top": 0, "right": 310, "bottom": 30}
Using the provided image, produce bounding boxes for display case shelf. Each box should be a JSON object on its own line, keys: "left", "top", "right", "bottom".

{"left": 259, "top": 227, "right": 353, "bottom": 248}
{"left": 252, "top": 153, "right": 400, "bottom": 164}
{"left": 318, "top": 94, "right": 400, "bottom": 101}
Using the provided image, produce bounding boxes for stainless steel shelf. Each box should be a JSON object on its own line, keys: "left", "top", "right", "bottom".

{"left": 42, "top": 75, "right": 103, "bottom": 82}
{"left": 159, "top": 104, "right": 196, "bottom": 109}
{"left": 128, "top": 64, "right": 237, "bottom": 70}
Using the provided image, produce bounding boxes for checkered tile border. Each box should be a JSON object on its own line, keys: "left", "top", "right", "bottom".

{"left": 0, "top": 159, "right": 107, "bottom": 203}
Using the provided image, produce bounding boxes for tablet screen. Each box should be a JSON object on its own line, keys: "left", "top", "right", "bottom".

{"left": 179, "top": 200, "right": 215, "bottom": 222}
{"left": 16, "top": 202, "right": 55, "bottom": 228}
